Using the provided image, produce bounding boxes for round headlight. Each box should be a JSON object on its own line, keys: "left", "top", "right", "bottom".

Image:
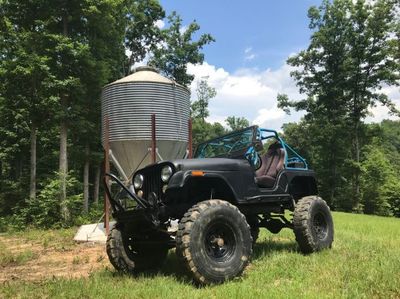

{"left": 133, "top": 174, "right": 144, "bottom": 189}
{"left": 161, "top": 165, "right": 173, "bottom": 182}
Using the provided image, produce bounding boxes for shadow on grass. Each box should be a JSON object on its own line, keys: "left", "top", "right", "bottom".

{"left": 108, "top": 251, "right": 195, "bottom": 286}
{"left": 108, "top": 238, "right": 299, "bottom": 287}
{"left": 252, "top": 238, "right": 298, "bottom": 260}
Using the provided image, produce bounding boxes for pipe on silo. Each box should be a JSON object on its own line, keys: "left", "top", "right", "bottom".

{"left": 188, "top": 118, "right": 193, "bottom": 159}
{"left": 151, "top": 114, "right": 156, "bottom": 164}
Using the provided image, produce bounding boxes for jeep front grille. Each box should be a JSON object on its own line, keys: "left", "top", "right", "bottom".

{"left": 143, "top": 169, "right": 162, "bottom": 201}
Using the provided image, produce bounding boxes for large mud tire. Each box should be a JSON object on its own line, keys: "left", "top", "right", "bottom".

{"left": 176, "top": 200, "right": 253, "bottom": 284}
{"left": 293, "top": 196, "right": 334, "bottom": 254}
{"left": 106, "top": 226, "right": 168, "bottom": 274}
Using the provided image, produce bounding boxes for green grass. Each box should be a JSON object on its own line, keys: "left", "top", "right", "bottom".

{"left": 0, "top": 243, "right": 38, "bottom": 267}
{"left": 1, "top": 212, "right": 399, "bottom": 299}
{"left": 6, "top": 227, "right": 77, "bottom": 249}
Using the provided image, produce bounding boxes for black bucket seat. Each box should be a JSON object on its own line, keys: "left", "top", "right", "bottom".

{"left": 255, "top": 142, "right": 285, "bottom": 188}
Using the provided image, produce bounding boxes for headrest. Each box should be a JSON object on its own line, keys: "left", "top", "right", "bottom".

{"left": 267, "top": 142, "right": 282, "bottom": 152}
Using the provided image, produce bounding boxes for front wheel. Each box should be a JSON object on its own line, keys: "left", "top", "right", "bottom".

{"left": 106, "top": 226, "right": 169, "bottom": 274}
{"left": 293, "top": 196, "right": 334, "bottom": 254}
{"left": 176, "top": 200, "right": 253, "bottom": 284}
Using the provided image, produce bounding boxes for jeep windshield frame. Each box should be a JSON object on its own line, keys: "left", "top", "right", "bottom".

{"left": 194, "top": 126, "right": 258, "bottom": 159}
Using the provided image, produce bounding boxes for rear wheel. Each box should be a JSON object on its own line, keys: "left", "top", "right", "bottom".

{"left": 176, "top": 200, "right": 253, "bottom": 284}
{"left": 293, "top": 196, "right": 334, "bottom": 253}
{"left": 106, "top": 226, "right": 168, "bottom": 274}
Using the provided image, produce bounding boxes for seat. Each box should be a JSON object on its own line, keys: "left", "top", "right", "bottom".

{"left": 255, "top": 142, "right": 285, "bottom": 188}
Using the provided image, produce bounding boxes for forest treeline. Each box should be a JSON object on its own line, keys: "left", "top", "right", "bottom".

{"left": 0, "top": 0, "right": 399, "bottom": 230}
{"left": 278, "top": 0, "right": 400, "bottom": 216}
{"left": 0, "top": 0, "right": 214, "bottom": 228}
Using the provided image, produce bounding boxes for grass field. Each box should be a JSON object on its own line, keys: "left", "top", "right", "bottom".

{"left": 1, "top": 212, "right": 399, "bottom": 299}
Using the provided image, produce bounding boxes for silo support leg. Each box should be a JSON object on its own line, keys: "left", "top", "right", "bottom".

{"left": 156, "top": 148, "right": 163, "bottom": 161}
{"left": 109, "top": 150, "right": 128, "bottom": 182}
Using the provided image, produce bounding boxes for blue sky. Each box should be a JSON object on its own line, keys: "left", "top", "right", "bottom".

{"left": 160, "top": 0, "right": 321, "bottom": 72}
{"left": 157, "top": 0, "right": 400, "bottom": 130}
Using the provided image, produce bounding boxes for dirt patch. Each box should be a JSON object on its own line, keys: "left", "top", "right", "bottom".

{"left": 0, "top": 235, "right": 110, "bottom": 282}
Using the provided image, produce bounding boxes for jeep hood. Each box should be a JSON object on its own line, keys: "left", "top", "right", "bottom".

{"left": 172, "top": 158, "right": 251, "bottom": 172}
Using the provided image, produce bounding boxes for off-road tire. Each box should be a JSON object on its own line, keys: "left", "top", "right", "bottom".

{"left": 293, "top": 196, "right": 334, "bottom": 254}
{"left": 106, "top": 226, "right": 168, "bottom": 274}
{"left": 176, "top": 200, "right": 253, "bottom": 284}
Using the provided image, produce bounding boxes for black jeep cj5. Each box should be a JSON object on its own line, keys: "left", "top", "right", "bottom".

{"left": 104, "top": 125, "right": 334, "bottom": 284}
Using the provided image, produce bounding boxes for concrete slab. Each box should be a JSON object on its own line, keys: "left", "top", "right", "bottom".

{"left": 74, "top": 222, "right": 115, "bottom": 243}
{"left": 74, "top": 220, "right": 179, "bottom": 243}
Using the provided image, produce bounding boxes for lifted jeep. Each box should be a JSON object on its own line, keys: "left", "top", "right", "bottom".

{"left": 104, "top": 125, "right": 334, "bottom": 284}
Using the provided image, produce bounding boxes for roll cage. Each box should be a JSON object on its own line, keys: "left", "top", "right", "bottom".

{"left": 194, "top": 125, "right": 308, "bottom": 170}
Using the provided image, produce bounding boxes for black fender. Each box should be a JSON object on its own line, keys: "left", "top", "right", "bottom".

{"left": 166, "top": 170, "right": 240, "bottom": 204}
{"left": 283, "top": 170, "right": 318, "bottom": 200}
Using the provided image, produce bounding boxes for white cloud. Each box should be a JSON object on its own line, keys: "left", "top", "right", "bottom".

{"left": 244, "top": 47, "right": 252, "bottom": 54}
{"left": 252, "top": 107, "right": 285, "bottom": 125}
{"left": 187, "top": 62, "right": 399, "bottom": 131}
{"left": 187, "top": 62, "right": 303, "bottom": 130}
{"left": 154, "top": 20, "right": 165, "bottom": 29}
{"left": 205, "top": 114, "right": 229, "bottom": 128}
{"left": 245, "top": 54, "right": 256, "bottom": 61}
{"left": 244, "top": 47, "right": 256, "bottom": 61}
{"left": 366, "top": 86, "right": 400, "bottom": 123}
{"left": 179, "top": 25, "right": 188, "bottom": 35}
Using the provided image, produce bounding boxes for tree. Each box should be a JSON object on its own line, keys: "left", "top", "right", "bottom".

{"left": 149, "top": 11, "right": 215, "bottom": 86}
{"left": 0, "top": 0, "right": 220, "bottom": 225}
{"left": 0, "top": 0, "right": 57, "bottom": 201}
{"left": 49, "top": 1, "right": 97, "bottom": 221}
{"left": 70, "top": 0, "right": 127, "bottom": 213}
{"left": 344, "top": 0, "right": 400, "bottom": 210}
{"left": 189, "top": 78, "right": 222, "bottom": 146}
{"left": 278, "top": 0, "right": 400, "bottom": 210}
{"left": 192, "top": 121, "right": 226, "bottom": 148}
{"left": 123, "top": 0, "right": 165, "bottom": 75}
{"left": 383, "top": 177, "right": 400, "bottom": 217}
{"left": 43, "top": 0, "right": 129, "bottom": 219}
{"left": 0, "top": 0, "right": 128, "bottom": 219}
{"left": 360, "top": 144, "right": 396, "bottom": 216}
{"left": 225, "top": 116, "right": 249, "bottom": 131}
{"left": 191, "top": 79, "right": 216, "bottom": 122}
{"left": 280, "top": 119, "right": 351, "bottom": 209}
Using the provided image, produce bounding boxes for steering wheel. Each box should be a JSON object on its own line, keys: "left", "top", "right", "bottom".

{"left": 245, "top": 146, "right": 261, "bottom": 169}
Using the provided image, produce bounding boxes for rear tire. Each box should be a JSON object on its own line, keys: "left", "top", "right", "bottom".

{"left": 176, "top": 200, "right": 253, "bottom": 284}
{"left": 293, "top": 196, "right": 334, "bottom": 254}
{"left": 106, "top": 226, "right": 168, "bottom": 274}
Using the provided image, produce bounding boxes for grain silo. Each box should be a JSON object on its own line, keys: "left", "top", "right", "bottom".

{"left": 101, "top": 66, "right": 190, "bottom": 179}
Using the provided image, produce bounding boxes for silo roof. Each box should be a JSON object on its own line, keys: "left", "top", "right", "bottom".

{"left": 108, "top": 66, "right": 185, "bottom": 88}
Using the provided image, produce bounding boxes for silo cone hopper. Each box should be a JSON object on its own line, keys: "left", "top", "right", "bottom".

{"left": 101, "top": 66, "right": 191, "bottom": 181}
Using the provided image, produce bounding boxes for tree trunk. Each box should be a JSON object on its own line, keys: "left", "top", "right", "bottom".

{"left": 60, "top": 13, "right": 70, "bottom": 222}
{"left": 83, "top": 143, "right": 90, "bottom": 213}
{"left": 59, "top": 105, "right": 69, "bottom": 221}
{"left": 93, "top": 163, "right": 100, "bottom": 205}
{"left": 329, "top": 150, "right": 337, "bottom": 208}
{"left": 29, "top": 123, "right": 37, "bottom": 200}
{"left": 0, "top": 160, "right": 2, "bottom": 192}
{"left": 352, "top": 120, "right": 361, "bottom": 211}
